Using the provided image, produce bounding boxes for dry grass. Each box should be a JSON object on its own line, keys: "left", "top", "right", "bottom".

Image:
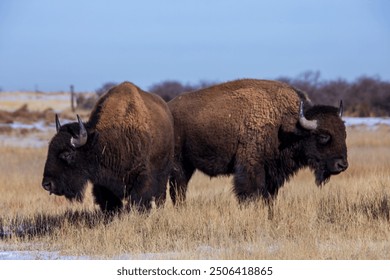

{"left": 0, "top": 91, "right": 73, "bottom": 112}
{"left": 0, "top": 127, "right": 389, "bottom": 259}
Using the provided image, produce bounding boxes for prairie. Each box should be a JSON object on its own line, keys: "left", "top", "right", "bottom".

{"left": 0, "top": 125, "right": 389, "bottom": 259}
{"left": 0, "top": 91, "right": 71, "bottom": 112}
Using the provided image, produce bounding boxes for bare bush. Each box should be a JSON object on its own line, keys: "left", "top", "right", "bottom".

{"left": 96, "top": 82, "right": 118, "bottom": 97}
{"left": 74, "top": 82, "right": 118, "bottom": 110}
{"left": 76, "top": 94, "right": 98, "bottom": 110}
{"left": 278, "top": 71, "right": 390, "bottom": 117}
{"left": 149, "top": 80, "right": 215, "bottom": 101}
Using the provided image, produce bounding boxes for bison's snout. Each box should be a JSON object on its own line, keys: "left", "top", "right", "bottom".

{"left": 336, "top": 159, "right": 348, "bottom": 171}
{"left": 42, "top": 178, "right": 55, "bottom": 195}
{"left": 329, "top": 158, "right": 348, "bottom": 174}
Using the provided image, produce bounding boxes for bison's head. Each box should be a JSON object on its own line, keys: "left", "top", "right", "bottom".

{"left": 298, "top": 101, "right": 348, "bottom": 186}
{"left": 41, "top": 115, "right": 97, "bottom": 201}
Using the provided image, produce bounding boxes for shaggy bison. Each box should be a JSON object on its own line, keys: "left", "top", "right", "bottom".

{"left": 42, "top": 82, "right": 174, "bottom": 212}
{"left": 168, "top": 79, "right": 348, "bottom": 204}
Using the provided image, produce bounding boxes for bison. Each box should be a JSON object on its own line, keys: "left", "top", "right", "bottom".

{"left": 168, "top": 79, "right": 348, "bottom": 204}
{"left": 41, "top": 82, "right": 174, "bottom": 212}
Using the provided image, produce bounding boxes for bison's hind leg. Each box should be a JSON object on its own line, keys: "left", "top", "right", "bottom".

{"left": 92, "top": 184, "right": 123, "bottom": 213}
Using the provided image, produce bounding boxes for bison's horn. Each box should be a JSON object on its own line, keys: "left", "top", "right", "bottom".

{"left": 70, "top": 115, "right": 88, "bottom": 148}
{"left": 299, "top": 101, "right": 318, "bottom": 130}
{"left": 55, "top": 114, "right": 61, "bottom": 133}
{"left": 338, "top": 100, "right": 343, "bottom": 118}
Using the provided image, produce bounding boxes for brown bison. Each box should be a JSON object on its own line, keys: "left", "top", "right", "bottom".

{"left": 168, "top": 79, "right": 348, "bottom": 204}
{"left": 42, "top": 82, "right": 174, "bottom": 212}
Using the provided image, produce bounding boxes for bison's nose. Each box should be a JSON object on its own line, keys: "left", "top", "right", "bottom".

{"left": 335, "top": 159, "right": 348, "bottom": 172}
{"left": 42, "top": 178, "right": 54, "bottom": 193}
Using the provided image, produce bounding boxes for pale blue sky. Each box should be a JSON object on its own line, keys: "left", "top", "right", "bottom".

{"left": 0, "top": 0, "right": 389, "bottom": 92}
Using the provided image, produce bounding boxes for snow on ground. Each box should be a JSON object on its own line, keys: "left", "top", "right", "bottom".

{"left": 0, "top": 121, "right": 48, "bottom": 131}
{"left": 0, "top": 249, "right": 189, "bottom": 260}
{"left": 0, "top": 250, "right": 181, "bottom": 260}
{"left": 0, "top": 250, "right": 88, "bottom": 260}
{"left": 343, "top": 117, "right": 390, "bottom": 128}
{"left": 0, "top": 245, "right": 267, "bottom": 260}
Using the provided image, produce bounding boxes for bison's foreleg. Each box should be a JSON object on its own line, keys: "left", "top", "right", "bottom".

{"left": 127, "top": 170, "right": 155, "bottom": 211}
{"left": 151, "top": 175, "right": 168, "bottom": 208}
{"left": 92, "top": 184, "right": 123, "bottom": 213}
{"left": 233, "top": 163, "right": 270, "bottom": 203}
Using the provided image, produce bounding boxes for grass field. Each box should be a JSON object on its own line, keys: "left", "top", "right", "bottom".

{"left": 0, "top": 125, "right": 389, "bottom": 259}
{"left": 0, "top": 91, "right": 72, "bottom": 112}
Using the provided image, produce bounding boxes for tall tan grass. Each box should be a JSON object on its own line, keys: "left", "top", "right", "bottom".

{"left": 0, "top": 126, "right": 389, "bottom": 259}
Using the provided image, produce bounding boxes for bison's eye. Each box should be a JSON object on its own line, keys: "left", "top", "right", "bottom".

{"left": 59, "top": 151, "right": 75, "bottom": 165}
{"left": 317, "top": 134, "right": 331, "bottom": 145}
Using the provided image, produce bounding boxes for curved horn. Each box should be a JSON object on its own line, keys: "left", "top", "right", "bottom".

{"left": 338, "top": 100, "right": 343, "bottom": 118}
{"left": 55, "top": 114, "right": 61, "bottom": 133}
{"left": 299, "top": 101, "right": 318, "bottom": 130}
{"left": 70, "top": 115, "right": 88, "bottom": 148}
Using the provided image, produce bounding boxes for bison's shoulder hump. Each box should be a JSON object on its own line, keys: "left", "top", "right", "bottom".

{"left": 90, "top": 82, "right": 151, "bottom": 132}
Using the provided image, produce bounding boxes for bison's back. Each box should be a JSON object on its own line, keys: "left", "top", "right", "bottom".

{"left": 168, "top": 79, "right": 304, "bottom": 176}
{"left": 90, "top": 82, "right": 173, "bottom": 173}
{"left": 91, "top": 82, "right": 150, "bottom": 132}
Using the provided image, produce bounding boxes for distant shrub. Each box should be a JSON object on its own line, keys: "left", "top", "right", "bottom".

{"left": 96, "top": 82, "right": 118, "bottom": 97}
{"left": 76, "top": 94, "right": 98, "bottom": 110}
{"left": 278, "top": 71, "right": 390, "bottom": 117}
{"left": 76, "top": 81, "right": 118, "bottom": 110}
{"left": 149, "top": 80, "right": 215, "bottom": 101}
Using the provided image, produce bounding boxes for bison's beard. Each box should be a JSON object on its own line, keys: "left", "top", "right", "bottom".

{"left": 308, "top": 158, "right": 331, "bottom": 187}
{"left": 55, "top": 179, "right": 87, "bottom": 202}
{"left": 314, "top": 169, "right": 331, "bottom": 187}
{"left": 64, "top": 187, "right": 85, "bottom": 202}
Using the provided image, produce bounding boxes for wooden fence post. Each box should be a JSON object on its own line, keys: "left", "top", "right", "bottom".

{"left": 70, "top": 85, "right": 75, "bottom": 112}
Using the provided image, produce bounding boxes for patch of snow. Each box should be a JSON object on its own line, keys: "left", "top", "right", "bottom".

{"left": 0, "top": 250, "right": 184, "bottom": 260}
{"left": 343, "top": 117, "right": 390, "bottom": 128}
{"left": 0, "top": 121, "right": 48, "bottom": 131}
{"left": 0, "top": 250, "right": 89, "bottom": 260}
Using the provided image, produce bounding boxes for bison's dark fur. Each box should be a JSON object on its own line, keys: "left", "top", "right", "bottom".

{"left": 168, "top": 79, "right": 348, "bottom": 204}
{"left": 42, "top": 82, "right": 174, "bottom": 212}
